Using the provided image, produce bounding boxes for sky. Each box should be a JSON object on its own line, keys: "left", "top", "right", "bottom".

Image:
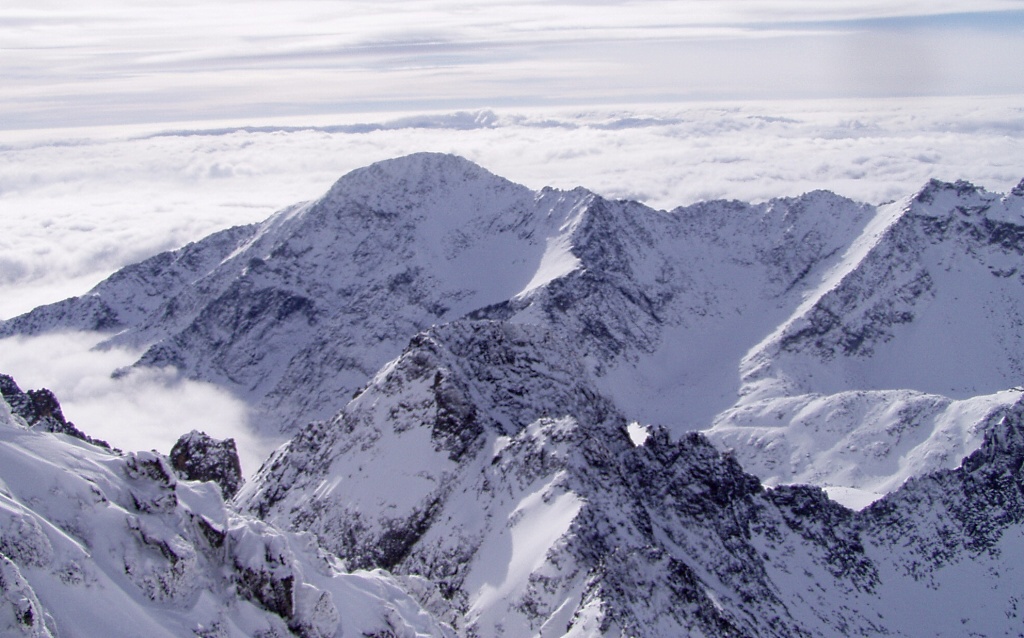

{"left": 4, "top": 0, "right": 1024, "bottom": 128}
{"left": 1, "top": 0, "right": 1023, "bottom": 471}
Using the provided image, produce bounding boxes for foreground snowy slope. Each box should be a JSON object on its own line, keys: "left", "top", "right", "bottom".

{"left": 7, "top": 328, "right": 1024, "bottom": 636}
{"left": 0, "top": 375, "right": 450, "bottom": 638}
{"left": 3, "top": 153, "right": 1024, "bottom": 499}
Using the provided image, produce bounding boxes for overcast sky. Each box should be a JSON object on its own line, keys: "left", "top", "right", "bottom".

{"left": 2, "top": 1, "right": 1023, "bottom": 468}
{"left": 4, "top": 1, "right": 1023, "bottom": 129}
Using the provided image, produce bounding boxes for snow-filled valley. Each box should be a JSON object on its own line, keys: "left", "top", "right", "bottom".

{"left": 3, "top": 153, "right": 1024, "bottom": 636}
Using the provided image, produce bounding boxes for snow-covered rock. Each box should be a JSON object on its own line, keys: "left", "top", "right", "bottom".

{"left": 0, "top": 553, "right": 55, "bottom": 638}
{"left": 0, "top": 373, "right": 113, "bottom": 450}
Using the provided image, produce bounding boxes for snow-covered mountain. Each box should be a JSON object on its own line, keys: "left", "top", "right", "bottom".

{"left": 707, "top": 178, "right": 1024, "bottom": 498}
{"left": 0, "top": 374, "right": 450, "bottom": 638}
{"left": 2, "top": 154, "right": 603, "bottom": 433}
{"left": 4, "top": 153, "right": 1024, "bottom": 636}
{"left": 4, "top": 154, "right": 1023, "bottom": 496}
{"left": 0, "top": 153, "right": 882, "bottom": 434}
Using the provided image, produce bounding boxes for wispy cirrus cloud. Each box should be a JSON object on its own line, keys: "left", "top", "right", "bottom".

{"left": 3, "top": 1, "right": 1022, "bottom": 128}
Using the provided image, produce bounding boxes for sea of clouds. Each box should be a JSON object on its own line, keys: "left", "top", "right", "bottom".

{"left": 3, "top": 99, "right": 1023, "bottom": 319}
{"left": 0, "top": 332, "right": 268, "bottom": 474}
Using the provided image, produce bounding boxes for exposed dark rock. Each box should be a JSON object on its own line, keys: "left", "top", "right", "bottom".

{"left": 124, "top": 451, "right": 178, "bottom": 513}
{"left": 170, "top": 430, "right": 243, "bottom": 499}
{"left": 0, "top": 373, "right": 113, "bottom": 450}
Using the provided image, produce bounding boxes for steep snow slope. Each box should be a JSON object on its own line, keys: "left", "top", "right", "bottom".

{"left": 0, "top": 376, "right": 451, "bottom": 638}
{"left": 705, "top": 179, "right": 1024, "bottom": 496}
{"left": 709, "top": 387, "right": 1019, "bottom": 499}
{"left": 240, "top": 317, "right": 1024, "bottom": 637}
{"left": 742, "top": 179, "right": 1024, "bottom": 400}
{"left": 526, "top": 189, "right": 877, "bottom": 429}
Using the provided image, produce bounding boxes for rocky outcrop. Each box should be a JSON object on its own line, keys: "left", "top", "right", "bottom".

{"left": 0, "top": 554, "right": 55, "bottom": 638}
{"left": 170, "top": 430, "right": 244, "bottom": 498}
{"left": 0, "top": 374, "right": 113, "bottom": 450}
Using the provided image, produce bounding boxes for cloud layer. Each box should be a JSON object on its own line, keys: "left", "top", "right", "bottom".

{"left": 3, "top": 97, "right": 1023, "bottom": 318}
{"left": 0, "top": 332, "right": 273, "bottom": 475}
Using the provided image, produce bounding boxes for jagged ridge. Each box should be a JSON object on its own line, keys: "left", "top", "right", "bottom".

{"left": 240, "top": 315, "right": 1024, "bottom": 637}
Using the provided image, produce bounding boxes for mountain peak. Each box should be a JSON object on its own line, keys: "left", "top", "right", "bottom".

{"left": 1012, "top": 177, "right": 1024, "bottom": 198}
{"left": 348, "top": 152, "right": 489, "bottom": 182}
{"left": 321, "top": 152, "right": 519, "bottom": 211}
{"left": 914, "top": 177, "right": 981, "bottom": 204}
{"left": 908, "top": 177, "right": 1000, "bottom": 220}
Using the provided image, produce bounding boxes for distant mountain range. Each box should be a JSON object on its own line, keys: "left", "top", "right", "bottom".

{"left": 3, "top": 154, "right": 1024, "bottom": 636}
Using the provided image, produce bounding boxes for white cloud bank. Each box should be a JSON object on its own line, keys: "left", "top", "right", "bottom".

{"left": 0, "top": 332, "right": 275, "bottom": 476}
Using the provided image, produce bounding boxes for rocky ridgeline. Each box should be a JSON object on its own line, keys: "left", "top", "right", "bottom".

{"left": 240, "top": 317, "right": 1024, "bottom": 637}
{"left": 0, "top": 373, "right": 114, "bottom": 450}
